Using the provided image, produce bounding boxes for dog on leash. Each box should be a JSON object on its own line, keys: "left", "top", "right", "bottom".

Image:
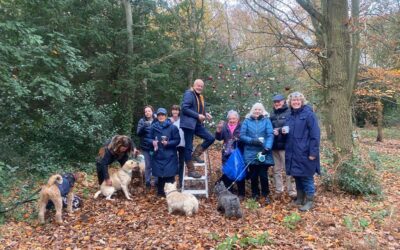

{"left": 94, "top": 160, "right": 136, "bottom": 200}
{"left": 38, "top": 172, "right": 87, "bottom": 224}
{"left": 164, "top": 182, "right": 199, "bottom": 216}
{"left": 214, "top": 181, "right": 243, "bottom": 218}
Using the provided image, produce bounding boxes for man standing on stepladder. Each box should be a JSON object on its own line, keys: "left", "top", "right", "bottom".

{"left": 180, "top": 79, "right": 215, "bottom": 178}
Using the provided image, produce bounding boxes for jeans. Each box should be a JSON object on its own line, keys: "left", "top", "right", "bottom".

{"left": 249, "top": 164, "right": 270, "bottom": 197}
{"left": 177, "top": 146, "right": 185, "bottom": 187}
{"left": 294, "top": 176, "right": 315, "bottom": 196}
{"left": 157, "top": 176, "right": 175, "bottom": 196}
{"left": 182, "top": 124, "right": 215, "bottom": 161}
{"left": 142, "top": 150, "right": 157, "bottom": 186}
{"left": 221, "top": 174, "right": 246, "bottom": 196}
{"left": 272, "top": 150, "right": 296, "bottom": 195}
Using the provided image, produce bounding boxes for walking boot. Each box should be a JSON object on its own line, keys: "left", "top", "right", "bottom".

{"left": 291, "top": 190, "right": 305, "bottom": 206}
{"left": 186, "top": 161, "right": 201, "bottom": 178}
{"left": 192, "top": 145, "right": 205, "bottom": 163}
{"left": 299, "top": 195, "right": 314, "bottom": 212}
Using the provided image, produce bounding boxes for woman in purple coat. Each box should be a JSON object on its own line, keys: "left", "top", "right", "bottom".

{"left": 215, "top": 110, "right": 245, "bottom": 198}
{"left": 284, "top": 92, "right": 320, "bottom": 211}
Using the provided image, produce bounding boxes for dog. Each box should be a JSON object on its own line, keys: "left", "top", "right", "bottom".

{"left": 214, "top": 181, "right": 243, "bottom": 218}
{"left": 164, "top": 182, "right": 199, "bottom": 216}
{"left": 94, "top": 160, "right": 136, "bottom": 200}
{"left": 131, "top": 154, "right": 145, "bottom": 186}
{"left": 38, "top": 172, "right": 87, "bottom": 224}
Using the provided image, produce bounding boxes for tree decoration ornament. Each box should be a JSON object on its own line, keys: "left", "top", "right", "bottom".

{"left": 219, "top": 64, "right": 224, "bottom": 68}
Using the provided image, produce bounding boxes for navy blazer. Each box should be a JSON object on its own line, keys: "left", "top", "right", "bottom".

{"left": 180, "top": 89, "right": 206, "bottom": 130}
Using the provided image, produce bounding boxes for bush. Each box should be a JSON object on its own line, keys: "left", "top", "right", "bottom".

{"left": 321, "top": 151, "right": 382, "bottom": 196}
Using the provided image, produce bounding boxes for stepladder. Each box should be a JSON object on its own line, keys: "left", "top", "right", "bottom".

{"left": 181, "top": 150, "right": 210, "bottom": 198}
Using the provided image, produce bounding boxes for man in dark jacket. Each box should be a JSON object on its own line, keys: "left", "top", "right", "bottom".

{"left": 147, "top": 108, "right": 180, "bottom": 196}
{"left": 180, "top": 79, "right": 215, "bottom": 178}
{"left": 270, "top": 94, "right": 296, "bottom": 198}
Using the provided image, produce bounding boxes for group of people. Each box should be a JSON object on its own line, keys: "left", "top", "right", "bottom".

{"left": 95, "top": 79, "right": 321, "bottom": 212}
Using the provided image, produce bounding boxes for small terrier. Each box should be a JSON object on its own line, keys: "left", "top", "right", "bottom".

{"left": 164, "top": 182, "right": 199, "bottom": 216}
{"left": 38, "top": 172, "right": 87, "bottom": 224}
{"left": 94, "top": 160, "right": 136, "bottom": 200}
{"left": 214, "top": 181, "right": 243, "bottom": 218}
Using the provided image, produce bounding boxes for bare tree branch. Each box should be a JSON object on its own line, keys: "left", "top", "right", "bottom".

{"left": 295, "top": 0, "right": 324, "bottom": 24}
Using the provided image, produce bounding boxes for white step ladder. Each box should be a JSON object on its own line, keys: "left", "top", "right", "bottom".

{"left": 181, "top": 150, "right": 209, "bottom": 198}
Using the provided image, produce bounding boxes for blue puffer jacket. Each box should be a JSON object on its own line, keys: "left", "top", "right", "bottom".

{"left": 285, "top": 105, "right": 320, "bottom": 177}
{"left": 240, "top": 115, "right": 274, "bottom": 166}
{"left": 146, "top": 119, "right": 180, "bottom": 177}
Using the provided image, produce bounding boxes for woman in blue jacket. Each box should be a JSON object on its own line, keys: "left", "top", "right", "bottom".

{"left": 137, "top": 105, "right": 156, "bottom": 188}
{"left": 284, "top": 92, "right": 320, "bottom": 211}
{"left": 147, "top": 108, "right": 180, "bottom": 197}
{"left": 240, "top": 103, "right": 274, "bottom": 205}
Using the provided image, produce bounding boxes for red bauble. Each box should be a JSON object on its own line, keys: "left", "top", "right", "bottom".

{"left": 219, "top": 64, "right": 224, "bottom": 68}
{"left": 208, "top": 75, "right": 213, "bottom": 81}
{"left": 285, "top": 86, "right": 291, "bottom": 91}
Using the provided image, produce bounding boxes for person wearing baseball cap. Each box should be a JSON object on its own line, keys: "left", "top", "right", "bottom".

{"left": 147, "top": 107, "right": 180, "bottom": 197}
{"left": 270, "top": 94, "right": 297, "bottom": 199}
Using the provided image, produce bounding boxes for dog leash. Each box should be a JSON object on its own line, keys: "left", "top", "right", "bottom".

{"left": 0, "top": 188, "right": 41, "bottom": 214}
{"left": 225, "top": 157, "right": 257, "bottom": 192}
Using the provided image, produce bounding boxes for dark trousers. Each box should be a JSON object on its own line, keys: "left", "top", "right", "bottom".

{"left": 96, "top": 163, "right": 107, "bottom": 185}
{"left": 249, "top": 164, "right": 270, "bottom": 197}
{"left": 294, "top": 176, "right": 315, "bottom": 196}
{"left": 182, "top": 124, "right": 215, "bottom": 161}
{"left": 157, "top": 176, "right": 175, "bottom": 196}
{"left": 177, "top": 146, "right": 185, "bottom": 187}
{"left": 221, "top": 174, "right": 245, "bottom": 196}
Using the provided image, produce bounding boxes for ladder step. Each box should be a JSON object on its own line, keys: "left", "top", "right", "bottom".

{"left": 183, "top": 176, "right": 207, "bottom": 181}
{"left": 193, "top": 162, "right": 206, "bottom": 167}
{"left": 182, "top": 190, "right": 208, "bottom": 195}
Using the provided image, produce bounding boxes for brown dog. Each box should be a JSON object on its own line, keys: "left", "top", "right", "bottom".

{"left": 38, "top": 172, "right": 87, "bottom": 224}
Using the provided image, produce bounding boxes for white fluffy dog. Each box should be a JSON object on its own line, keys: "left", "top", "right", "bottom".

{"left": 164, "top": 182, "right": 199, "bottom": 216}
{"left": 94, "top": 160, "right": 136, "bottom": 200}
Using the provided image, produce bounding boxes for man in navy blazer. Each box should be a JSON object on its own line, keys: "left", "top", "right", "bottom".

{"left": 180, "top": 79, "right": 215, "bottom": 178}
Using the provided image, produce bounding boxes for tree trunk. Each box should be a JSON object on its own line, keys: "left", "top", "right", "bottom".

{"left": 325, "top": 0, "right": 353, "bottom": 154}
{"left": 122, "top": 0, "right": 133, "bottom": 55}
{"left": 376, "top": 99, "right": 383, "bottom": 142}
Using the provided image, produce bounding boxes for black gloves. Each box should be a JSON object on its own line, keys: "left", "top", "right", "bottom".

{"left": 261, "top": 148, "right": 269, "bottom": 155}
{"left": 251, "top": 138, "right": 263, "bottom": 146}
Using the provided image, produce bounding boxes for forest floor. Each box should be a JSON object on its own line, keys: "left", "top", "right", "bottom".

{"left": 0, "top": 128, "right": 399, "bottom": 249}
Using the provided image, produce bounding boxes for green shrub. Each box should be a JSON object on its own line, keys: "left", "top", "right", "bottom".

{"left": 337, "top": 155, "right": 382, "bottom": 195}
{"left": 283, "top": 212, "right": 301, "bottom": 230}
{"left": 216, "top": 232, "right": 271, "bottom": 249}
{"left": 321, "top": 152, "right": 382, "bottom": 196}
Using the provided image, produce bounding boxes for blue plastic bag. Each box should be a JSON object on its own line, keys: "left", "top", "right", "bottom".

{"left": 222, "top": 148, "right": 246, "bottom": 181}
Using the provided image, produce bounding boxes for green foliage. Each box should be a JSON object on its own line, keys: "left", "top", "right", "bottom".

{"left": 337, "top": 156, "right": 382, "bottom": 196}
{"left": 321, "top": 150, "right": 382, "bottom": 196}
{"left": 216, "top": 232, "right": 271, "bottom": 250}
{"left": 283, "top": 212, "right": 302, "bottom": 230}
{"left": 343, "top": 215, "right": 355, "bottom": 231}
{"left": 245, "top": 198, "right": 260, "bottom": 211}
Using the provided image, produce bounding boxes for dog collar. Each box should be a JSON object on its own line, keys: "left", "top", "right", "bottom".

{"left": 122, "top": 168, "right": 132, "bottom": 175}
{"left": 165, "top": 189, "right": 179, "bottom": 196}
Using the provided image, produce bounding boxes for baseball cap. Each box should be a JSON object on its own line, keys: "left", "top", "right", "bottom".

{"left": 156, "top": 108, "right": 167, "bottom": 115}
{"left": 272, "top": 94, "right": 285, "bottom": 102}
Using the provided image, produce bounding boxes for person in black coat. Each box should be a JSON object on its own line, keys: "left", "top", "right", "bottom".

{"left": 137, "top": 105, "right": 157, "bottom": 188}
{"left": 96, "top": 135, "right": 136, "bottom": 186}
{"left": 215, "top": 110, "right": 245, "bottom": 198}
{"left": 180, "top": 79, "right": 215, "bottom": 178}
{"left": 270, "top": 94, "right": 296, "bottom": 198}
{"left": 147, "top": 108, "right": 181, "bottom": 197}
{"left": 284, "top": 92, "right": 320, "bottom": 211}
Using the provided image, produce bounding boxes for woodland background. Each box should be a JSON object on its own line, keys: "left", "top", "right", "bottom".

{"left": 0, "top": 0, "right": 399, "bottom": 249}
